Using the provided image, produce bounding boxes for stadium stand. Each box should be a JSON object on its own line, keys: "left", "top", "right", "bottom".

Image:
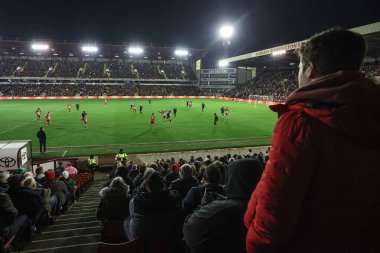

{"left": 225, "top": 62, "right": 380, "bottom": 102}
{"left": 3, "top": 150, "right": 265, "bottom": 253}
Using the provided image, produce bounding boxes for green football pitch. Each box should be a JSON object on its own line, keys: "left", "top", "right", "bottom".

{"left": 0, "top": 98, "right": 277, "bottom": 158}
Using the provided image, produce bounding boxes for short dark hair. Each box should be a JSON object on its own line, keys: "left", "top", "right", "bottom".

{"left": 204, "top": 164, "right": 221, "bottom": 184}
{"left": 298, "top": 28, "right": 366, "bottom": 75}
{"left": 146, "top": 172, "right": 165, "bottom": 192}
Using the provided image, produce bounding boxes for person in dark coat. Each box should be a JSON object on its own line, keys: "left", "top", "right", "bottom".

{"left": 125, "top": 172, "right": 183, "bottom": 242}
{"left": 96, "top": 177, "right": 131, "bottom": 221}
{"left": 37, "top": 127, "right": 46, "bottom": 154}
{"left": 7, "top": 174, "right": 44, "bottom": 226}
{"left": 182, "top": 164, "right": 225, "bottom": 215}
{"left": 165, "top": 164, "right": 180, "bottom": 183}
{"left": 44, "top": 170, "right": 69, "bottom": 215}
{"left": 183, "top": 159, "right": 263, "bottom": 253}
{"left": 0, "top": 192, "right": 31, "bottom": 250}
{"left": 169, "top": 164, "right": 198, "bottom": 200}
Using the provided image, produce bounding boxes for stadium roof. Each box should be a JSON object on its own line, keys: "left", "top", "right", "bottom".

{"left": 225, "top": 22, "right": 380, "bottom": 69}
{"left": 0, "top": 39, "right": 207, "bottom": 61}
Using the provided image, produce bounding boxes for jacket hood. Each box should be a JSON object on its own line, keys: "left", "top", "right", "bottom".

{"left": 273, "top": 71, "right": 380, "bottom": 149}
{"left": 226, "top": 159, "right": 262, "bottom": 200}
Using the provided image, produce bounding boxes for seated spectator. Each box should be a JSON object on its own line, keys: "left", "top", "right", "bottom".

{"left": 182, "top": 164, "right": 226, "bottom": 215}
{"left": 61, "top": 171, "right": 76, "bottom": 201}
{"left": 96, "top": 177, "right": 131, "bottom": 222}
{"left": 22, "top": 176, "right": 52, "bottom": 214}
{"left": 54, "top": 162, "right": 65, "bottom": 178}
{"left": 125, "top": 172, "right": 183, "bottom": 242}
{"left": 64, "top": 163, "right": 78, "bottom": 175}
{"left": 0, "top": 192, "right": 31, "bottom": 251}
{"left": 44, "top": 170, "right": 70, "bottom": 215}
{"left": 7, "top": 174, "right": 44, "bottom": 227}
{"left": 34, "top": 166, "right": 46, "bottom": 186}
{"left": 169, "top": 164, "right": 198, "bottom": 199}
{"left": 0, "top": 171, "right": 10, "bottom": 192}
{"left": 183, "top": 159, "right": 263, "bottom": 253}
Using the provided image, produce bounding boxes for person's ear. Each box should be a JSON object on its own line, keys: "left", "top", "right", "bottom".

{"left": 307, "top": 63, "right": 320, "bottom": 79}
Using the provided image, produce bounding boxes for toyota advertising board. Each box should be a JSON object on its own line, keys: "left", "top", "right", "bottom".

{"left": 0, "top": 141, "right": 32, "bottom": 172}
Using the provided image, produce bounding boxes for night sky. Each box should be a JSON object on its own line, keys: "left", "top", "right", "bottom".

{"left": 0, "top": 0, "right": 379, "bottom": 67}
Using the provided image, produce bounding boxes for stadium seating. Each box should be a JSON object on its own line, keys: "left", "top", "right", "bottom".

{"left": 0, "top": 58, "right": 196, "bottom": 80}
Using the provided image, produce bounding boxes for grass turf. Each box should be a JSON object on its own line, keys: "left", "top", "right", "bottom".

{"left": 0, "top": 98, "right": 277, "bottom": 158}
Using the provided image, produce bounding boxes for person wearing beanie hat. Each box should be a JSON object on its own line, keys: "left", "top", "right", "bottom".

{"left": 44, "top": 170, "right": 69, "bottom": 215}
{"left": 61, "top": 171, "right": 76, "bottom": 202}
{"left": 45, "top": 170, "right": 55, "bottom": 181}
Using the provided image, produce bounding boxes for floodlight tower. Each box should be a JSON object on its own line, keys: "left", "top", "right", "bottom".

{"left": 220, "top": 25, "right": 234, "bottom": 58}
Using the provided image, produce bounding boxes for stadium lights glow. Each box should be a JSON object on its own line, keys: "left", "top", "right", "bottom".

{"left": 218, "top": 60, "right": 229, "bottom": 67}
{"left": 174, "top": 49, "right": 188, "bottom": 56}
{"left": 272, "top": 50, "right": 286, "bottom": 56}
{"left": 144, "top": 56, "right": 148, "bottom": 59}
{"left": 31, "top": 43, "right": 49, "bottom": 51}
{"left": 128, "top": 47, "right": 143, "bottom": 54}
{"left": 53, "top": 53, "right": 58, "bottom": 56}
{"left": 81, "top": 46, "right": 98, "bottom": 53}
{"left": 220, "top": 25, "right": 234, "bottom": 39}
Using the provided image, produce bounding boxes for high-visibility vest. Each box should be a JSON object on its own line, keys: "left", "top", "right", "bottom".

{"left": 115, "top": 153, "right": 128, "bottom": 160}
{"left": 88, "top": 158, "right": 97, "bottom": 165}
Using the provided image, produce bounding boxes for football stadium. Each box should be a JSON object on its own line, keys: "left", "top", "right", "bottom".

{"left": 1, "top": 1, "right": 380, "bottom": 252}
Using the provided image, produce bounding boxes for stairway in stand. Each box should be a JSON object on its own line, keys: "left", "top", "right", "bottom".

{"left": 20, "top": 179, "right": 107, "bottom": 253}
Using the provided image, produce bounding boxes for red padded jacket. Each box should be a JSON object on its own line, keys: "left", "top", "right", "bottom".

{"left": 244, "top": 71, "right": 380, "bottom": 253}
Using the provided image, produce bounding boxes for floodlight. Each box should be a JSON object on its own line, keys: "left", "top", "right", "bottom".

{"left": 218, "top": 60, "right": 228, "bottom": 67}
{"left": 272, "top": 50, "right": 286, "bottom": 56}
{"left": 82, "top": 46, "right": 98, "bottom": 53}
{"left": 220, "top": 26, "right": 234, "bottom": 39}
{"left": 128, "top": 47, "right": 143, "bottom": 54}
{"left": 174, "top": 49, "right": 188, "bottom": 56}
{"left": 31, "top": 43, "right": 49, "bottom": 51}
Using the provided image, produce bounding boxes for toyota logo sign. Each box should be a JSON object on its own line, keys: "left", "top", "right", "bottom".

{"left": 0, "top": 157, "right": 16, "bottom": 168}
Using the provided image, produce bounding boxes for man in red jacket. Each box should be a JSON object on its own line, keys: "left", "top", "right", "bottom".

{"left": 244, "top": 28, "right": 380, "bottom": 253}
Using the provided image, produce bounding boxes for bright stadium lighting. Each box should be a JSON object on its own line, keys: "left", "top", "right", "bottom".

{"left": 218, "top": 60, "right": 228, "bottom": 67}
{"left": 272, "top": 50, "right": 286, "bottom": 56}
{"left": 81, "top": 46, "right": 98, "bottom": 53}
{"left": 128, "top": 47, "right": 143, "bottom": 54}
{"left": 220, "top": 25, "right": 234, "bottom": 39}
{"left": 174, "top": 49, "right": 188, "bottom": 56}
{"left": 31, "top": 43, "right": 49, "bottom": 51}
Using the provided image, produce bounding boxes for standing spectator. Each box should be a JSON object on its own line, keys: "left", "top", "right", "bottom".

{"left": 245, "top": 29, "right": 380, "bottom": 253}
{"left": 169, "top": 164, "right": 198, "bottom": 200}
{"left": 37, "top": 127, "right": 46, "bottom": 154}
{"left": 182, "top": 164, "right": 225, "bottom": 215}
{"left": 125, "top": 172, "right": 183, "bottom": 242}
{"left": 96, "top": 177, "right": 130, "bottom": 222}
{"left": 65, "top": 162, "right": 78, "bottom": 175}
{"left": 183, "top": 159, "right": 263, "bottom": 253}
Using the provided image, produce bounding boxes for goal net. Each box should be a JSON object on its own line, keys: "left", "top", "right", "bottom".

{"left": 248, "top": 95, "right": 273, "bottom": 104}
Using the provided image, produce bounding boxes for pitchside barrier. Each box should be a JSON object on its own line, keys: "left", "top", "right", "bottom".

{"left": 0, "top": 95, "right": 282, "bottom": 105}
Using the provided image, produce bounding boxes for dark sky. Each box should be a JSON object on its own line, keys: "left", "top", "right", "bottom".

{"left": 0, "top": 0, "right": 379, "bottom": 67}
